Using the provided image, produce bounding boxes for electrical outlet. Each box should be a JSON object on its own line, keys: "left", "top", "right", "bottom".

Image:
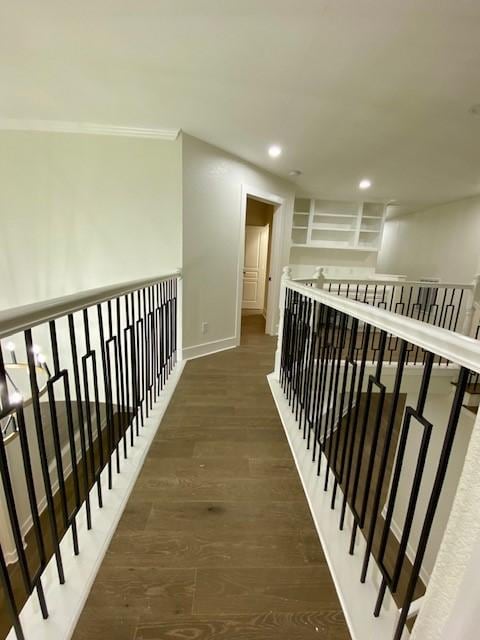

{"left": 201, "top": 322, "right": 209, "bottom": 334}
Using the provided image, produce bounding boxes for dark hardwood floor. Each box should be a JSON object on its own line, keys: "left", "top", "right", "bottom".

{"left": 0, "top": 407, "right": 129, "bottom": 640}
{"left": 72, "top": 313, "right": 351, "bottom": 640}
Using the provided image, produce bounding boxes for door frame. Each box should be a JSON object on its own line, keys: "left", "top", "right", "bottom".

{"left": 235, "top": 184, "right": 286, "bottom": 345}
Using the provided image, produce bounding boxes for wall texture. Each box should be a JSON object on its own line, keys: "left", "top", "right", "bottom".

{"left": 182, "top": 134, "right": 295, "bottom": 353}
{"left": 289, "top": 246, "right": 378, "bottom": 279}
{"left": 0, "top": 130, "right": 182, "bottom": 310}
{"left": 377, "top": 196, "right": 480, "bottom": 282}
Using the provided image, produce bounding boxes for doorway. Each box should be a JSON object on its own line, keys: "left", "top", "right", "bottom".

{"left": 241, "top": 196, "right": 275, "bottom": 337}
{"left": 235, "top": 185, "right": 285, "bottom": 346}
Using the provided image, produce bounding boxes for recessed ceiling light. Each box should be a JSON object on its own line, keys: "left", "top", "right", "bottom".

{"left": 359, "top": 179, "right": 372, "bottom": 190}
{"left": 288, "top": 170, "right": 302, "bottom": 177}
{"left": 268, "top": 145, "right": 282, "bottom": 158}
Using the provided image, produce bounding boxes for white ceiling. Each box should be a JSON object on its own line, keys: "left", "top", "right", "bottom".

{"left": 2, "top": 0, "right": 480, "bottom": 210}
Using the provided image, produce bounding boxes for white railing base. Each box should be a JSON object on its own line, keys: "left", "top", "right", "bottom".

{"left": 267, "top": 373, "right": 410, "bottom": 640}
{"left": 7, "top": 360, "right": 185, "bottom": 640}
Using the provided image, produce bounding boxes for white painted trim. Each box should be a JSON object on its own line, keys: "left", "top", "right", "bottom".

{"left": 385, "top": 510, "right": 430, "bottom": 586}
{"left": 295, "top": 275, "right": 473, "bottom": 290}
{"left": 236, "top": 186, "right": 249, "bottom": 343}
{"left": 176, "top": 268, "right": 183, "bottom": 362}
{"left": 7, "top": 361, "right": 185, "bottom": 640}
{"left": 266, "top": 198, "right": 285, "bottom": 337}
{"left": 274, "top": 268, "right": 291, "bottom": 378}
{"left": 0, "top": 119, "right": 180, "bottom": 140}
{"left": 3, "top": 545, "right": 24, "bottom": 565}
{"left": 268, "top": 373, "right": 409, "bottom": 640}
{"left": 183, "top": 336, "right": 237, "bottom": 361}
{"left": 235, "top": 185, "right": 286, "bottom": 345}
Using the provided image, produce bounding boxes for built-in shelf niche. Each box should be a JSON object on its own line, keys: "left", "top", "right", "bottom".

{"left": 291, "top": 197, "right": 386, "bottom": 252}
{"left": 292, "top": 227, "right": 308, "bottom": 244}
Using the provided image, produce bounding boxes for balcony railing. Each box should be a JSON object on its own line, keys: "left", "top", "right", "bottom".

{"left": 271, "top": 268, "right": 480, "bottom": 640}
{"left": 294, "top": 268, "right": 480, "bottom": 338}
{"left": 0, "top": 271, "right": 181, "bottom": 640}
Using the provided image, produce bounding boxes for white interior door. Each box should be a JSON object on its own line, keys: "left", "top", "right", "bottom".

{"left": 242, "top": 225, "right": 269, "bottom": 310}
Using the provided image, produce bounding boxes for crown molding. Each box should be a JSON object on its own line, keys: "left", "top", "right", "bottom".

{"left": 0, "top": 118, "right": 180, "bottom": 140}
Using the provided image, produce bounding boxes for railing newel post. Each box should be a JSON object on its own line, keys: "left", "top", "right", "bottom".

{"left": 274, "top": 266, "right": 291, "bottom": 380}
{"left": 313, "top": 266, "right": 325, "bottom": 290}
{"left": 462, "top": 273, "right": 480, "bottom": 336}
{"left": 175, "top": 268, "right": 183, "bottom": 362}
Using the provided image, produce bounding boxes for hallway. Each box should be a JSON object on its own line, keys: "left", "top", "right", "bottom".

{"left": 73, "top": 314, "right": 350, "bottom": 640}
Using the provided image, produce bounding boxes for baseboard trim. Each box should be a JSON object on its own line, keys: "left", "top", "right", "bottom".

{"left": 183, "top": 336, "right": 237, "bottom": 360}
{"left": 267, "top": 373, "right": 409, "bottom": 640}
{"left": 8, "top": 361, "right": 185, "bottom": 640}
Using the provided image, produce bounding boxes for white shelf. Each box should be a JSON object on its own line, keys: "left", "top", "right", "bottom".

{"left": 291, "top": 243, "right": 378, "bottom": 252}
{"left": 315, "top": 199, "right": 359, "bottom": 216}
{"left": 310, "top": 241, "right": 355, "bottom": 249}
{"left": 292, "top": 197, "right": 386, "bottom": 253}
{"left": 315, "top": 212, "right": 358, "bottom": 219}
{"left": 312, "top": 225, "right": 356, "bottom": 232}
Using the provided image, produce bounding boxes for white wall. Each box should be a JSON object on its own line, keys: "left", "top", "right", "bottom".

{"left": 0, "top": 130, "right": 182, "bottom": 311}
{"left": 411, "top": 406, "right": 480, "bottom": 640}
{"left": 289, "top": 247, "right": 378, "bottom": 279}
{"left": 182, "top": 134, "right": 295, "bottom": 353}
{"left": 377, "top": 196, "right": 480, "bottom": 282}
{"left": 0, "top": 129, "right": 183, "bottom": 561}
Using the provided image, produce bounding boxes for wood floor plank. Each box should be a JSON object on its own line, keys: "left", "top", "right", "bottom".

{"left": 156, "top": 426, "right": 249, "bottom": 442}
{"left": 145, "top": 500, "right": 310, "bottom": 535}
{"left": 140, "top": 456, "right": 251, "bottom": 480}
{"left": 192, "top": 439, "right": 291, "bottom": 459}
{"left": 193, "top": 567, "right": 342, "bottom": 614}
{"left": 102, "top": 531, "right": 326, "bottom": 569}
{"left": 135, "top": 610, "right": 349, "bottom": 640}
{"left": 248, "top": 458, "right": 296, "bottom": 478}
{"left": 79, "top": 566, "right": 195, "bottom": 619}
{"left": 75, "top": 615, "right": 138, "bottom": 640}
{"left": 130, "top": 475, "right": 305, "bottom": 501}
{"left": 72, "top": 314, "right": 350, "bottom": 640}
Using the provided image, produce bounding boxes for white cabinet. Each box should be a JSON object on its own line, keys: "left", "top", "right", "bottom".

{"left": 291, "top": 198, "right": 385, "bottom": 252}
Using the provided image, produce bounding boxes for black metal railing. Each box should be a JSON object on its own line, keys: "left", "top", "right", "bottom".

{"left": 0, "top": 272, "right": 179, "bottom": 640}
{"left": 278, "top": 280, "right": 479, "bottom": 640}
{"left": 299, "top": 275, "right": 474, "bottom": 334}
